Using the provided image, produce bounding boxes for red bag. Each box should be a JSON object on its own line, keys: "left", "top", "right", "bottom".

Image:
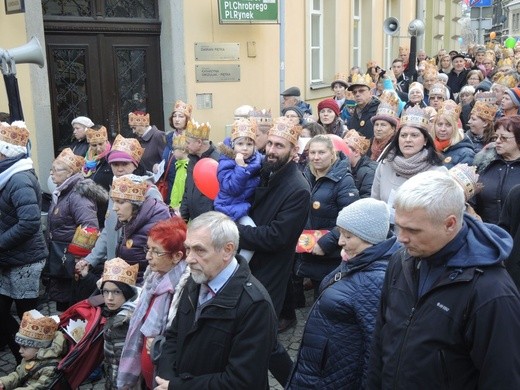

{"left": 156, "top": 154, "right": 174, "bottom": 202}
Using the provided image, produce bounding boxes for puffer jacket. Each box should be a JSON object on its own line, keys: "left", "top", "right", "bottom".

{"left": 347, "top": 96, "right": 380, "bottom": 139}
{"left": 287, "top": 237, "right": 399, "bottom": 390}
{"left": 352, "top": 155, "right": 378, "bottom": 198}
{"left": 296, "top": 156, "right": 359, "bottom": 281}
{"left": 0, "top": 331, "right": 67, "bottom": 390}
{"left": 214, "top": 142, "right": 262, "bottom": 221}
{"left": 0, "top": 160, "right": 47, "bottom": 268}
{"left": 439, "top": 134, "right": 476, "bottom": 169}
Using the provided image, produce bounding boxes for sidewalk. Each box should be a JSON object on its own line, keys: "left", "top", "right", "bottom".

{"left": 0, "top": 293, "right": 312, "bottom": 390}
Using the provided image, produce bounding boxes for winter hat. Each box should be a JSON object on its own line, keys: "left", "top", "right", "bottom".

{"left": 336, "top": 198, "right": 390, "bottom": 245}
{"left": 15, "top": 310, "right": 60, "bottom": 349}
{"left": 408, "top": 82, "right": 424, "bottom": 99}
{"left": 0, "top": 121, "right": 29, "bottom": 158}
{"left": 282, "top": 106, "right": 304, "bottom": 123}
{"left": 71, "top": 116, "right": 94, "bottom": 128}
{"left": 101, "top": 280, "right": 135, "bottom": 301}
{"left": 505, "top": 87, "right": 520, "bottom": 107}
{"left": 317, "top": 98, "right": 340, "bottom": 117}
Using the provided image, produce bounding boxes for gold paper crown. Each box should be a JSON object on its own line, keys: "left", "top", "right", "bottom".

{"left": 268, "top": 116, "right": 302, "bottom": 146}
{"left": 471, "top": 100, "right": 498, "bottom": 122}
{"left": 371, "top": 91, "right": 400, "bottom": 126}
{"left": 231, "top": 118, "right": 257, "bottom": 141}
{"left": 449, "top": 163, "right": 480, "bottom": 201}
{"left": 16, "top": 310, "right": 59, "bottom": 348}
{"left": 185, "top": 120, "right": 211, "bottom": 140}
{"left": 128, "top": 112, "right": 150, "bottom": 127}
{"left": 56, "top": 148, "right": 85, "bottom": 173}
{"left": 248, "top": 108, "right": 273, "bottom": 126}
{"left": 110, "top": 175, "right": 147, "bottom": 202}
{"left": 70, "top": 225, "right": 100, "bottom": 252}
{"left": 102, "top": 257, "right": 138, "bottom": 286}
{"left": 343, "top": 129, "right": 370, "bottom": 155}
{"left": 429, "top": 83, "right": 447, "bottom": 98}
{"left": 86, "top": 126, "right": 108, "bottom": 143}
{"left": 111, "top": 134, "right": 144, "bottom": 163}
{"left": 423, "top": 63, "right": 439, "bottom": 79}
{"left": 331, "top": 72, "right": 349, "bottom": 87}
{"left": 0, "top": 121, "right": 30, "bottom": 147}
{"left": 173, "top": 100, "right": 193, "bottom": 117}
{"left": 400, "top": 105, "right": 430, "bottom": 131}
{"left": 437, "top": 99, "right": 462, "bottom": 123}
{"left": 349, "top": 73, "right": 374, "bottom": 89}
{"left": 172, "top": 134, "right": 187, "bottom": 150}
{"left": 496, "top": 74, "right": 516, "bottom": 88}
{"left": 475, "top": 91, "right": 497, "bottom": 104}
{"left": 498, "top": 57, "right": 513, "bottom": 68}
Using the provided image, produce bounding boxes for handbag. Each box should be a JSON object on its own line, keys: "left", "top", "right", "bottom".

{"left": 45, "top": 240, "right": 76, "bottom": 279}
{"left": 156, "top": 153, "right": 175, "bottom": 202}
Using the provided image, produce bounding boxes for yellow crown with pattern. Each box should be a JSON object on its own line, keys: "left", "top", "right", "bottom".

{"left": 185, "top": 120, "right": 211, "bottom": 140}
{"left": 248, "top": 108, "right": 273, "bottom": 127}
{"left": 86, "top": 126, "right": 108, "bottom": 143}
{"left": 496, "top": 74, "right": 516, "bottom": 88}
{"left": 231, "top": 118, "right": 257, "bottom": 141}
{"left": 268, "top": 116, "right": 302, "bottom": 146}
{"left": 173, "top": 100, "right": 193, "bottom": 117}
{"left": 437, "top": 99, "right": 462, "bottom": 123}
{"left": 449, "top": 163, "right": 480, "bottom": 201}
{"left": 471, "top": 100, "right": 498, "bottom": 122}
{"left": 429, "top": 83, "right": 447, "bottom": 98}
{"left": 423, "top": 63, "right": 439, "bottom": 79}
{"left": 56, "top": 147, "right": 85, "bottom": 173}
{"left": 343, "top": 129, "right": 370, "bottom": 155}
{"left": 102, "top": 257, "right": 138, "bottom": 286}
{"left": 0, "top": 121, "right": 30, "bottom": 147}
{"left": 172, "top": 135, "right": 187, "bottom": 150}
{"left": 400, "top": 105, "right": 430, "bottom": 131}
{"left": 110, "top": 175, "right": 147, "bottom": 202}
{"left": 349, "top": 73, "right": 374, "bottom": 89}
{"left": 69, "top": 226, "right": 100, "bottom": 255}
{"left": 16, "top": 310, "right": 59, "bottom": 348}
{"left": 111, "top": 134, "right": 144, "bottom": 163}
{"left": 331, "top": 72, "right": 349, "bottom": 87}
{"left": 128, "top": 112, "right": 150, "bottom": 127}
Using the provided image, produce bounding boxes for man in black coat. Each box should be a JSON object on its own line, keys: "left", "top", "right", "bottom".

{"left": 155, "top": 211, "right": 277, "bottom": 389}
{"left": 346, "top": 80, "right": 380, "bottom": 139}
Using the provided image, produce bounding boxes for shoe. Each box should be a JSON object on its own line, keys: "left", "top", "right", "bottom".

{"left": 278, "top": 318, "right": 297, "bottom": 333}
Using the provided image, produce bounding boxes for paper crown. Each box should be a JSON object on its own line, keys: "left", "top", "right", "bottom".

{"left": 429, "top": 83, "right": 447, "bottom": 98}
{"left": 102, "top": 257, "right": 138, "bottom": 286}
{"left": 15, "top": 310, "right": 59, "bottom": 348}
{"left": 128, "top": 112, "right": 150, "bottom": 127}
{"left": 348, "top": 73, "right": 374, "bottom": 90}
{"left": 231, "top": 118, "right": 257, "bottom": 141}
{"left": 249, "top": 108, "right": 273, "bottom": 127}
{"left": 110, "top": 174, "right": 147, "bottom": 202}
{"left": 185, "top": 120, "right": 211, "bottom": 140}
{"left": 423, "top": 63, "right": 439, "bottom": 79}
{"left": 449, "top": 163, "right": 480, "bottom": 201}
{"left": 68, "top": 226, "right": 100, "bottom": 257}
{"left": 268, "top": 116, "right": 302, "bottom": 146}
{"left": 496, "top": 73, "right": 516, "bottom": 88}
{"left": 0, "top": 121, "right": 29, "bottom": 147}
{"left": 371, "top": 91, "right": 400, "bottom": 126}
{"left": 400, "top": 105, "right": 430, "bottom": 131}
{"left": 173, "top": 100, "right": 193, "bottom": 117}
{"left": 110, "top": 134, "right": 144, "bottom": 164}
{"left": 331, "top": 72, "right": 349, "bottom": 88}
{"left": 437, "top": 99, "right": 462, "bottom": 123}
{"left": 85, "top": 126, "right": 108, "bottom": 143}
{"left": 172, "top": 134, "right": 187, "bottom": 149}
{"left": 343, "top": 129, "right": 370, "bottom": 155}
{"left": 56, "top": 148, "right": 85, "bottom": 173}
{"left": 475, "top": 91, "right": 497, "bottom": 104}
{"left": 471, "top": 100, "right": 498, "bottom": 122}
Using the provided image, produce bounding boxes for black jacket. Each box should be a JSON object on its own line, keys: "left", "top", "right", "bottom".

{"left": 352, "top": 155, "right": 377, "bottom": 198}
{"left": 347, "top": 97, "right": 380, "bottom": 139}
{"left": 499, "top": 184, "right": 520, "bottom": 290}
{"left": 156, "top": 258, "right": 277, "bottom": 389}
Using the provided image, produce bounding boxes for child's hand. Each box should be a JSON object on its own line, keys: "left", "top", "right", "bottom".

{"left": 235, "top": 153, "right": 247, "bottom": 167}
{"left": 0, "top": 380, "right": 4, "bottom": 389}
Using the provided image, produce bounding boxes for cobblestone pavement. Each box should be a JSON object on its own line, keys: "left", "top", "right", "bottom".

{"left": 0, "top": 292, "right": 313, "bottom": 390}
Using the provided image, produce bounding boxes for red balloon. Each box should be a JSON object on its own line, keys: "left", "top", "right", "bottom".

{"left": 193, "top": 158, "right": 219, "bottom": 200}
{"left": 326, "top": 134, "right": 352, "bottom": 157}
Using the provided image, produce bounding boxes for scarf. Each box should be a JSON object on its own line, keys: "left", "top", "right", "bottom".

{"left": 83, "top": 142, "right": 111, "bottom": 177}
{"left": 388, "top": 148, "right": 432, "bottom": 179}
{"left": 0, "top": 156, "right": 33, "bottom": 190}
{"left": 434, "top": 137, "right": 451, "bottom": 152}
{"left": 370, "top": 134, "right": 394, "bottom": 161}
{"left": 117, "top": 261, "right": 189, "bottom": 388}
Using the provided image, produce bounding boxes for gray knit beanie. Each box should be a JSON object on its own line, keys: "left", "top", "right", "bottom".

{"left": 336, "top": 198, "right": 390, "bottom": 245}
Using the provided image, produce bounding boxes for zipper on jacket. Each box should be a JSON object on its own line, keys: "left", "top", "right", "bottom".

{"left": 393, "top": 307, "right": 416, "bottom": 389}
{"left": 438, "top": 349, "right": 450, "bottom": 389}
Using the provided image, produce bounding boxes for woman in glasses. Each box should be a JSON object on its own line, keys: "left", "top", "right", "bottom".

{"left": 118, "top": 217, "right": 189, "bottom": 390}
{"left": 473, "top": 115, "right": 520, "bottom": 224}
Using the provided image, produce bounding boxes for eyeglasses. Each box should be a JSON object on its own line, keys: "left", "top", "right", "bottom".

{"left": 143, "top": 246, "right": 171, "bottom": 257}
{"left": 492, "top": 134, "right": 516, "bottom": 142}
{"left": 430, "top": 96, "right": 444, "bottom": 101}
{"left": 102, "top": 289, "right": 123, "bottom": 297}
{"left": 399, "top": 132, "right": 423, "bottom": 140}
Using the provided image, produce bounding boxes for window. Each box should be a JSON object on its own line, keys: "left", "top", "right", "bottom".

{"left": 310, "top": 0, "right": 323, "bottom": 83}
{"left": 352, "top": 0, "right": 361, "bottom": 67}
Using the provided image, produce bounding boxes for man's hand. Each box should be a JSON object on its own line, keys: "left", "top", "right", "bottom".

{"left": 154, "top": 376, "right": 169, "bottom": 390}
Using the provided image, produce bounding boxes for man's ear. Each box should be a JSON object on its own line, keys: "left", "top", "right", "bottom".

{"left": 222, "top": 241, "right": 236, "bottom": 261}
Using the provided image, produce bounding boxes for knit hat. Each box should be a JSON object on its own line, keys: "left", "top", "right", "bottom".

{"left": 282, "top": 106, "right": 304, "bottom": 122}
{"left": 408, "top": 82, "right": 424, "bottom": 99}
{"left": 317, "top": 98, "right": 340, "bottom": 117}
{"left": 15, "top": 310, "right": 60, "bottom": 348}
{"left": 71, "top": 116, "right": 94, "bottom": 128}
{"left": 67, "top": 226, "right": 100, "bottom": 257}
{"left": 336, "top": 198, "right": 390, "bottom": 245}
{"left": 0, "top": 121, "right": 29, "bottom": 158}
{"left": 505, "top": 87, "right": 520, "bottom": 107}
{"left": 101, "top": 280, "right": 135, "bottom": 301}
{"left": 108, "top": 134, "right": 144, "bottom": 166}
{"left": 268, "top": 116, "right": 302, "bottom": 146}
{"left": 234, "top": 105, "right": 255, "bottom": 119}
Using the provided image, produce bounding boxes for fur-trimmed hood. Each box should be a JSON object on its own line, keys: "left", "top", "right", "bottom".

{"left": 75, "top": 177, "right": 109, "bottom": 204}
{"left": 473, "top": 144, "right": 498, "bottom": 173}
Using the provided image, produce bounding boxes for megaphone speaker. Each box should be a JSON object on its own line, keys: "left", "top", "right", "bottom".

{"left": 5, "top": 37, "right": 45, "bottom": 68}
{"left": 408, "top": 19, "right": 425, "bottom": 37}
{"left": 383, "top": 17, "right": 400, "bottom": 36}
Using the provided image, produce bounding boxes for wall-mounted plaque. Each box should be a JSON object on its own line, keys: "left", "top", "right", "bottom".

{"left": 195, "top": 43, "right": 240, "bottom": 61}
{"left": 195, "top": 64, "right": 240, "bottom": 82}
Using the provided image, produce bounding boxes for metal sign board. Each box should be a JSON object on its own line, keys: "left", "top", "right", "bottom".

{"left": 195, "top": 43, "right": 240, "bottom": 61}
{"left": 469, "top": 0, "right": 492, "bottom": 7}
{"left": 195, "top": 64, "right": 241, "bottom": 82}
{"left": 218, "top": 0, "right": 278, "bottom": 24}
{"left": 470, "top": 6, "right": 493, "bottom": 18}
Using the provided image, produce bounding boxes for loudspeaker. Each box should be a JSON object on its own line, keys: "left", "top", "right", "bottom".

{"left": 383, "top": 17, "right": 400, "bottom": 36}
{"left": 2, "top": 36, "right": 44, "bottom": 68}
{"left": 407, "top": 19, "right": 425, "bottom": 37}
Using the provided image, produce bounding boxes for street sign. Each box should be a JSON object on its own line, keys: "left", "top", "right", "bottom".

{"left": 469, "top": 0, "right": 492, "bottom": 7}
{"left": 218, "top": 0, "right": 278, "bottom": 24}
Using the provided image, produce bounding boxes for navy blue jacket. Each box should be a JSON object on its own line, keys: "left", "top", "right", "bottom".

{"left": 288, "top": 237, "right": 400, "bottom": 389}
{"left": 352, "top": 155, "right": 377, "bottom": 198}
{"left": 440, "top": 134, "right": 475, "bottom": 169}
{"left": 347, "top": 97, "right": 380, "bottom": 139}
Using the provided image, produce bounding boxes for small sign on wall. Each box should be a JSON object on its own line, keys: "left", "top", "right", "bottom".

{"left": 195, "top": 64, "right": 241, "bottom": 82}
{"left": 5, "top": 0, "right": 25, "bottom": 14}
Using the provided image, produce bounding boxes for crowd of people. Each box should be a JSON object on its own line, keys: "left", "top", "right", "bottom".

{"left": 1, "top": 40, "right": 520, "bottom": 389}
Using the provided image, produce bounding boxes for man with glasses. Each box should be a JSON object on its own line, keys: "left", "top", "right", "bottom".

{"left": 346, "top": 79, "right": 381, "bottom": 139}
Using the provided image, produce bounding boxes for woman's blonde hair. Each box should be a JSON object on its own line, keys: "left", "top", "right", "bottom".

{"left": 307, "top": 134, "right": 337, "bottom": 176}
